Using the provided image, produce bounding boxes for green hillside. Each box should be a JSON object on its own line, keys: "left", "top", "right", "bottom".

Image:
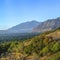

{"left": 0, "top": 28, "right": 60, "bottom": 60}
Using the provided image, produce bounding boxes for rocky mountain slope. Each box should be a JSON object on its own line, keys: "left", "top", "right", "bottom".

{"left": 33, "top": 17, "right": 60, "bottom": 32}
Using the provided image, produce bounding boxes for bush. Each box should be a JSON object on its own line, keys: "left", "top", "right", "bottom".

{"left": 39, "top": 46, "right": 49, "bottom": 56}
{"left": 48, "top": 52, "right": 60, "bottom": 60}
{"left": 50, "top": 42, "right": 60, "bottom": 53}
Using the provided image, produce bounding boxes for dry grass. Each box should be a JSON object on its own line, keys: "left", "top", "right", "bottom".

{"left": 46, "top": 30, "right": 60, "bottom": 40}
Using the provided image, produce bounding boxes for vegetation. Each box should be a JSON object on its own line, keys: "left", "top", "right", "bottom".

{"left": 0, "top": 28, "right": 60, "bottom": 60}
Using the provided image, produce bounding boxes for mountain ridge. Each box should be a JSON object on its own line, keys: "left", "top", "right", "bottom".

{"left": 0, "top": 17, "right": 60, "bottom": 34}
{"left": 33, "top": 17, "right": 60, "bottom": 33}
{"left": 0, "top": 20, "right": 40, "bottom": 34}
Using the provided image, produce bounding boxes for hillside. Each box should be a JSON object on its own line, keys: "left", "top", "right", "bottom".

{"left": 0, "top": 28, "right": 60, "bottom": 60}
{"left": 33, "top": 17, "right": 60, "bottom": 33}
{"left": 46, "top": 29, "right": 60, "bottom": 40}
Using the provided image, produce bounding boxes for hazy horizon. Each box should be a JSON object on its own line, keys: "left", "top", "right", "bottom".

{"left": 0, "top": 0, "right": 60, "bottom": 30}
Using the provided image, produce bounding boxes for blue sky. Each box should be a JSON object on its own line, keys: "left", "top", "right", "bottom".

{"left": 0, "top": 0, "right": 60, "bottom": 30}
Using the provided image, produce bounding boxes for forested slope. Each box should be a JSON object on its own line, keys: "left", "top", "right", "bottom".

{"left": 0, "top": 28, "right": 60, "bottom": 60}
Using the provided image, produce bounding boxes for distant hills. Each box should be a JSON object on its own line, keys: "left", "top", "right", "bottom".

{"left": 0, "top": 17, "right": 60, "bottom": 34}
{"left": 0, "top": 21, "right": 40, "bottom": 34}
{"left": 7, "top": 20, "right": 40, "bottom": 33}
{"left": 33, "top": 17, "right": 60, "bottom": 32}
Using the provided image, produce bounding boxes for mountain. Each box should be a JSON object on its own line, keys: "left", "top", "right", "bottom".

{"left": 3, "top": 20, "right": 40, "bottom": 33}
{"left": 0, "top": 17, "right": 60, "bottom": 34}
{"left": 0, "top": 30, "right": 7, "bottom": 34}
{"left": 33, "top": 17, "right": 60, "bottom": 33}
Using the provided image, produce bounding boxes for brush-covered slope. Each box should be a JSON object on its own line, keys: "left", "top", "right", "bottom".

{"left": 0, "top": 28, "right": 60, "bottom": 60}
{"left": 46, "top": 28, "right": 60, "bottom": 40}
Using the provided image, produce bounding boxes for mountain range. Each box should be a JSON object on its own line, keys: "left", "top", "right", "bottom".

{"left": 0, "top": 17, "right": 60, "bottom": 34}
{"left": 0, "top": 21, "right": 40, "bottom": 34}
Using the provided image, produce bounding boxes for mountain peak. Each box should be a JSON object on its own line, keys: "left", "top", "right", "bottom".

{"left": 31, "top": 20, "right": 39, "bottom": 22}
